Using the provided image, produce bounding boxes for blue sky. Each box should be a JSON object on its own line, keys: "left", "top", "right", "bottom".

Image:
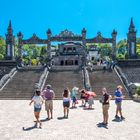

{"left": 0, "top": 0, "right": 140, "bottom": 41}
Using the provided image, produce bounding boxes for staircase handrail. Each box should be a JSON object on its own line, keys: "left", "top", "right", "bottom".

{"left": 114, "top": 66, "right": 130, "bottom": 94}
{"left": 0, "top": 67, "right": 17, "bottom": 91}
{"left": 83, "top": 67, "right": 91, "bottom": 91}
{"left": 35, "top": 67, "right": 49, "bottom": 91}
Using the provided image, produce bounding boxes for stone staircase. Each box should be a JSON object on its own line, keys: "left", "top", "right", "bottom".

{"left": 121, "top": 67, "right": 140, "bottom": 83}
{"left": 0, "top": 66, "right": 44, "bottom": 99}
{"left": 45, "top": 70, "right": 84, "bottom": 99}
{"left": 89, "top": 70, "right": 130, "bottom": 99}
{"left": 0, "top": 66, "right": 15, "bottom": 79}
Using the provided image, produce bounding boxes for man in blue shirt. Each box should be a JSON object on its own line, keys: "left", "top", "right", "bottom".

{"left": 114, "top": 85, "right": 125, "bottom": 120}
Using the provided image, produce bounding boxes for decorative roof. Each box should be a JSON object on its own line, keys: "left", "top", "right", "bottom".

{"left": 55, "top": 29, "right": 81, "bottom": 37}
{"left": 22, "top": 33, "right": 47, "bottom": 44}
{"left": 86, "top": 32, "right": 113, "bottom": 43}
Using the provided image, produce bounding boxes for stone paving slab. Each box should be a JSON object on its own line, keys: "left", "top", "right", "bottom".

{"left": 0, "top": 100, "right": 140, "bottom": 140}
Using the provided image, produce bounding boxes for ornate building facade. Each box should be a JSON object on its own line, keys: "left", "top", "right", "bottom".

{"left": 52, "top": 42, "right": 85, "bottom": 66}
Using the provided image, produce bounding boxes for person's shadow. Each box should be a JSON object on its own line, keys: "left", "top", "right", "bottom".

{"left": 40, "top": 118, "right": 50, "bottom": 122}
{"left": 22, "top": 124, "right": 37, "bottom": 131}
{"left": 57, "top": 116, "right": 68, "bottom": 120}
{"left": 112, "top": 118, "right": 124, "bottom": 122}
{"left": 97, "top": 123, "right": 108, "bottom": 129}
{"left": 83, "top": 107, "right": 94, "bottom": 110}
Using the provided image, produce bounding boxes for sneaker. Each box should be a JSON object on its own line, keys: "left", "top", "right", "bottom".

{"left": 121, "top": 116, "right": 125, "bottom": 120}
{"left": 115, "top": 115, "right": 120, "bottom": 119}
{"left": 39, "top": 122, "right": 42, "bottom": 129}
{"left": 34, "top": 122, "right": 37, "bottom": 128}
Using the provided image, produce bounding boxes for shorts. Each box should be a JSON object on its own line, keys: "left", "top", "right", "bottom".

{"left": 72, "top": 97, "right": 77, "bottom": 103}
{"left": 34, "top": 107, "right": 41, "bottom": 112}
{"left": 116, "top": 102, "right": 122, "bottom": 110}
{"left": 102, "top": 104, "right": 109, "bottom": 115}
{"left": 63, "top": 101, "right": 70, "bottom": 108}
{"left": 45, "top": 100, "right": 53, "bottom": 111}
{"left": 88, "top": 98, "right": 94, "bottom": 106}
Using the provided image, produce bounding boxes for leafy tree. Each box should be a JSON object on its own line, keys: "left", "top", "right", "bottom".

{"left": 0, "top": 37, "right": 6, "bottom": 60}
{"left": 40, "top": 46, "right": 48, "bottom": 64}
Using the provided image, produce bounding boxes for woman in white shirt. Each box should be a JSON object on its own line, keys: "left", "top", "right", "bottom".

{"left": 29, "top": 90, "right": 43, "bottom": 128}
{"left": 63, "top": 88, "right": 71, "bottom": 118}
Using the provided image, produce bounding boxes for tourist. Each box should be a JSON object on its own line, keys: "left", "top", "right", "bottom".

{"left": 80, "top": 89, "right": 96, "bottom": 108}
{"left": 42, "top": 84, "right": 55, "bottom": 120}
{"left": 80, "top": 89, "right": 86, "bottom": 106}
{"left": 114, "top": 85, "right": 125, "bottom": 120}
{"left": 29, "top": 89, "right": 43, "bottom": 128}
{"left": 63, "top": 88, "right": 71, "bottom": 118}
{"left": 80, "top": 89, "right": 89, "bottom": 107}
{"left": 71, "top": 86, "right": 79, "bottom": 108}
{"left": 87, "top": 91, "right": 96, "bottom": 109}
{"left": 100, "top": 88, "right": 111, "bottom": 125}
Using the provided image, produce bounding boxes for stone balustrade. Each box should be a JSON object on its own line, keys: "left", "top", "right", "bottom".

{"left": 0, "top": 67, "right": 17, "bottom": 90}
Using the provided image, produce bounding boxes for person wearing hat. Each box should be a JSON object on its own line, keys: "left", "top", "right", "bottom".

{"left": 42, "top": 84, "right": 55, "bottom": 120}
{"left": 29, "top": 89, "right": 43, "bottom": 128}
{"left": 114, "top": 85, "right": 125, "bottom": 120}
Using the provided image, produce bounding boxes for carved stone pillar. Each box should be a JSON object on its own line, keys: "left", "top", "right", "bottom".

{"left": 111, "top": 29, "right": 117, "bottom": 60}
{"left": 17, "top": 31, "right": 23, "bottom": 58}
{"left": 82, "top": 28, "right": 87, "bottom": 66}
{"left": 127, "top": 18, "right": 137, "bottom": 59}
{"left": 46, "top": 29, "right": 52, "bottom": 65}
{"left": 5, "top": 20, "right": 15, "bottom": 60}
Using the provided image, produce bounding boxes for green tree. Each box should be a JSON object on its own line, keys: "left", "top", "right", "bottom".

{"left": 0, "top": 37, "right": 6, "bottom": 60}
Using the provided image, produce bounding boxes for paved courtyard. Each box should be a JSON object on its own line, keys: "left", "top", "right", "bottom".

{"left": 0, "top": 100, "right": 140, "bottom": 140}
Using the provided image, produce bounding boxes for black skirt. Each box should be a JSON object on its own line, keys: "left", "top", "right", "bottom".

{"left": 63, "top": 101, "right": 70, "bottom": 107}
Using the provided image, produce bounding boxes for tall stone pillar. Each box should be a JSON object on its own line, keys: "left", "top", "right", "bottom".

{"left": 17, "top": 31, "right": 23, "bottom": 58}
{"left": 127, "top": 18, "right": 137, "bottom": 59}
{"left": 5, "top": 20, "right": 15, "bottom": 60}
{"left": 111, "top": 29, "right": 117, "bottom": 60}
{"left": 82, "top": 28, "right": 87, "bottom": 66}
{"left": 46, "top": 29, "right": 52, "bottom": 65}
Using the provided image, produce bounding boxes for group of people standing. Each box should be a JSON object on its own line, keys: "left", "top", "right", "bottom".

{"left": 29, "top": 84, "right": 125, "bottom": 128}
{"left": 100, "top": 85, "right": 125, "bottom": 126}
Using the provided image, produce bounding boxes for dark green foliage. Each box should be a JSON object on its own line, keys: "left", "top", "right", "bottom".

{"left": 136, "top": 86, "right": 140, "bottom": 96}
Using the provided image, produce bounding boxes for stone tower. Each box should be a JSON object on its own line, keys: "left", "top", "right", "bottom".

{"left": 112, "top": 29, "right": 117, "bottom": 60}
{"left": 127, "top": 18, "right": 137, "bottom": 59}
{"left": 46, "top": 29, "right": 52, "bottom": 65}
{"left": 5, "top": 20, "right": 15, "bottom": 60}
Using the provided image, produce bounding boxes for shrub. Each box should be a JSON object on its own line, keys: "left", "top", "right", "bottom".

{"left": 0, "top": 54, "right": 4, "bottom": 60}
{"left": 117, "top": 54, "right": 125, "bottom": 60}
{"left": 136, "top": 86, "right": 140, "bottom": 96}
{"left": 31, "top": 59, "right": 38, "bottom": 65}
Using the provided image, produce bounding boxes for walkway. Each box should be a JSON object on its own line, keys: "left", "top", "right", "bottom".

{"left": 0, "top": 100, "right": 140, "bottom": 140}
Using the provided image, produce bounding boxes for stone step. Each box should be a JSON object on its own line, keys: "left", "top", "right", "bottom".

{"left": 0, "top": 68, "right": 43, "bottom": 99}
{"left": 44, "top": 70, "right": 84, "bottom": 99}
{"left": 89, "top": 70, "right": 130, "bottom": 99}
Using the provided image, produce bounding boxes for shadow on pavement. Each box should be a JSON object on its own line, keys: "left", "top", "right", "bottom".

{"left": 78, "top": 105, "right": 84, "bottom": 108}
{"left": 70, "top": 107, "right": 77, "bottom": 109}
{"left": 22, "top": 125, "right": 37, "bottom": 131}
{"left": 83, "top": 107, "right": 94, "bottom": 110}
{"left": 40, "top": 118, "right": 50, "bottom": 122}
{"left": 96, "top": 123, "right": 108, "bottom": 129}
{"left": 112, "top": 118, "right": 124, "bottom": 122}
{"left": 57, "top": 116, "right": 68, "bottom": 120}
